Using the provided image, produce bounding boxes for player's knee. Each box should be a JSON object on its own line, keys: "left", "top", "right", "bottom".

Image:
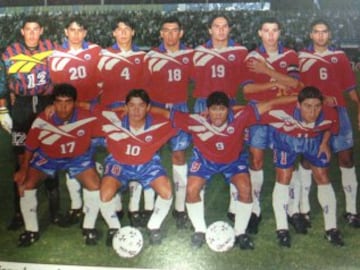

{"left": 172, "top": 151, "right": 186, "bottom": 165}
{"left": 250, "top": 159, "right": 263, "bottom": 170}
{"left": 157, "top": 187, "right": 172, "bottom": 200}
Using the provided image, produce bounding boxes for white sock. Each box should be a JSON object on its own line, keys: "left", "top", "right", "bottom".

{"left": 82, "top": 189, "right": 100, "bottom": 229}
{"left": 186, "top": 201, "right": 207, "bottom": 233}
{"left": 20, "top": 189, "right": 38, "bottom": 232}
{"left": 287, "top": 170, "right": 300, "bottom": 216}
{"left": 144, "top": 188, "right": 155, "bottom": 211}
{"left": 65, "top": 173, "right": 82, "bottom": 210}
{"left": 317, "top": 184, "right": 337, "bottom": 230}
{"left": 228, "top": 183, "right": 238, "bottom": 214}
{"left": 249, "top": 169, "right": 264, "bottom": 216}
{"left": 147, "top": 196, "right": 173, "bottom": 230}
{"left": 100, "top": 197, "right": 121, "bottom": 229}
{"left": 173, "top": 164, "right": 188, "bottom": 212}
{"left": 272, "top": 182, "right": 289, "bottom": 230}
{"left": 128, "top": 181, "right": 142, "bottom": 212}
{"left": 298, "top": 164, "right": 312, "bottom": 214}
{"left": 234, "top": 201, "right": 253, "bottom": 236}
{"left": 340, "top": 166, "right": 358, "bottom": 214}
{"left": 113, "top": 192, "right": 122, "bottom": 212}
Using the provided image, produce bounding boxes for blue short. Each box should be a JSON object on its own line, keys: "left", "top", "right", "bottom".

{"left": 30, "top": 149, "right": 95, "bottom": 178}
{"left": 151, "top": 101, "right": 191, "bottom": 151}
{"left": 103, "top": 153, "right": 167, "bottom": 190}
{"left": 188, "top": 147, "right": 249, "bottom": 184}
{"left": 248, "top": 124, "right": 270, "bottom": 149}
{"left": 330, "top": 106, "right": 354, "bottom": 153}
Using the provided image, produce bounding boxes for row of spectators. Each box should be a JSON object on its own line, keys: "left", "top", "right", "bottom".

{"left": 1, "top": 9, "right": 360, "bottom": 55}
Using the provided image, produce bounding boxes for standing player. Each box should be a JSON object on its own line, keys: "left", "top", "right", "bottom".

{"left": 298, "top": 19, "right": 360, "bottom": 228}
{"left": 1, "top": 15, "right": 61, "bottom": 230}
{"left": 49, "top": 16, "right": 103, "bottom": 226}
{"left": 265, "top": 86, "right": 343, "bottom": 247}
{"left": 192, "top": 14, "right": 248, "bottom": 222}
{"left": 143, "top": 16, "right": 193, "bottom": 229}
{"left": 242, "top": 17, "right": 302, "bottom": 233}
{"left": 14, "top": 83, "right": 101, "bottom": 246}
{"left": 97, "top": 17, "right": 147, "bottom": 227}
{"left": 98, "top": 89, "right": 176, "bottom": 245}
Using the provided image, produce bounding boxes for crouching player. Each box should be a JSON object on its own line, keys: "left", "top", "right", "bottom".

{"left": 266, "top": 86, "right": 344, "bottom": 247}
{"left": 98, "top": 89, "right": 176, "bottom": 246}
{"left": 14, "top": 83, "right": 101, "bottom": 247}
{"left": 153, "top": 91, "right": 297, "bottom": 250}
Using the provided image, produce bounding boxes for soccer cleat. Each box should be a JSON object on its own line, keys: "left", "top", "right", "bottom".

{"left": 7, "top": 213, "right": 24, "bottom": 231}
{"left": 276, "top": 229, "right": 291, "bottom": 248}
{"left": 288, "top": 213, "right": 308, "bottom": 234}
{"left": 128, "top": 211, "right": 144, "bottom": 227}
{"left": 172, "top": 210, "right": 191, "bottom": 229}
{"left": 246, "top": 213, "right": 262, "bottom": 234}
{"left": 344, "top": 213, "right": 360, "bottom": 228}
{"left": 55, "top": 208, "right": 83, "bottom": 227}
{"left": 82, "top": 228, "right": 98, "bottom": 246}
{"left": 227, "top": 212, "right": 235, "bottom": 223}
{"left": 235, "top": 233, "right": 255, "bottom": 250}
{"left": 18, "top": 231, "right": 40, "bottom": 247}
{"left": 149, "top": 229, "right": 162, "bottom": 245}
{"left": 324, "top": 229, "right": 344, "bottom": 247}
{"left": 301, "top": 212, "right": 312, "bottom": 228}
{"left": 106, "top": 228, "right": 119, "bottom": 247}
{"left": 141, "top": 210, "right": 153, "bottom": 227}
{"left": 191, "top": 232, "right": 205, "bottom": 248}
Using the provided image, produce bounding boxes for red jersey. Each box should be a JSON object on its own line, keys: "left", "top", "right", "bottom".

{"left": 298, "top": 46, "right": 356, "bottom": 107}
{"left": 26, "top": 109, "right": 97, "bottom": 159}
{"left": 144, "top": 43, "right": 194, "bottom": 104}
{"left": 2, "top": 40, "right": 57, "bottom": 96}
{"left": 173, "top": 105, "right": 258, "bottom": 163}
{"left": 244, "top": 44, "right": 301, "bottom": 101}
{"left": 49, "top": 41, "right": 102, "bottom": 102}
{"left": 98, "top": 44, "right": 146, "bottom": 108}
{"left": 192, "top": 39, "right": 248, "bottom": 98}
{"left": 99, "top": 111, "right": 176, "bottom": 165}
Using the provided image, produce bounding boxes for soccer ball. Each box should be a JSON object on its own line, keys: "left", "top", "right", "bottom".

{"left": 206, "top": 221, "right": 235, "bottom": 252}
{"left": 112, "top": 226, "right": 143, "bottom": 258}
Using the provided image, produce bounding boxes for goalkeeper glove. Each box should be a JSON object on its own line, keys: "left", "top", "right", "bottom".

{"left": 0, "top": 106, "right": 12, "bottom": 134}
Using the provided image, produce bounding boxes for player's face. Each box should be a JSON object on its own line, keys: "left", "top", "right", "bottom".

{"left": 209, "top": 17, "right": 230, "bottom": 43}
{"left": 126, "top": 97, "right": 150, "bottom": 124}
{"left": 258, "top": 23, "right": 281, "bottom": 48}
{"left": 21, "top": 22, "right": 43, "bottom": 48}
{"left": 113, "top": 22, "right": 134, "bottom": 46}
{"left": 299, "top": 98, "right": 322, "bottom": 124}
{"left": 54, "top": 96, "right": 76, "bottom": 121}
{"left": 310, "top": 24, "right": 331, "bottom": 48}
{"left": 160, "top": 22, "right": 183, "bottom": 49}
{"left": 65, "top": 22, "right": 87, "bottom": 48}
{"left": 208, "top": 105, "right": 229, "bottom": 127}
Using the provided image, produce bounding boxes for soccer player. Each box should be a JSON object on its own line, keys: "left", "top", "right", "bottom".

{"left": 49, "top": 16, "right": 103, "bottom": 226}
{"left": 152, "top": 91, "right": 297, "bottom": 249}
{"left": 298, "top": 19, "right": 360, "bottom": 228}
{"left": 265, "top": 86, "right": 343, "bottom": 247}
{"left": 97, "top": 17, "right": 147, "bottom": 228}
{"left": 192, "top": 14, "right": 248, "bottom": 224}
{"left": 242, "top": 17, "right": 302, "bottom": 234}
{"left": 143, "top": 16, "right": 193, "bottom": 229}
{"left": 14, "top": 83, "right": 101, "bottom": 247}
{"left": 1, "top": 15, "right": 61, "bottom": 231}
{"left": 98, "top": 89, "right": 176, "bottom": 246}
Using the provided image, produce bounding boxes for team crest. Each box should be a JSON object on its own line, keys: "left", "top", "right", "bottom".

{"left": 280, "top": 61, "right": 287, "bottom": 68}
{"left": 228, "top": 54, "right": 236, "bottom": 61}
{"left": 145, "top": 135, "right": 153, "bottom": 142}
{"left": 77, "top": 129, "right": 85, "bottom": 136}
{"left": 227, "top": 126, "right": 235, "bottom": 134}
{"left": 182, "top": 57, "right": 189, "bottom": 64}
{"left": 84, "top": 54, "right": 91, "bottom": 60}
{"left": 190, "top": 161, "right": 201, "bottom": 172}
{"left": 331, "top": 57, "right": 338, "bottom": 64}
{"left": 135, "top": 58, "right": 141, "bottom": 64}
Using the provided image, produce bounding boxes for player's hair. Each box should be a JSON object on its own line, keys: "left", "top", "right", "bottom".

{"left": 298, "top": 86, "right": 324, "bottom": 104}
{"left": 258, "top": 17, "right": 282, "bottom": 30}
{"left": 22, "top": 15, "right": 42, "bottom": 28}
{"left": 310, "top": 19, "right": 331, "bottom": 32}
{"left": 112, "top": 17, "right": 135, "bottom": 31}
{"left": 53, "top": 83, "right": 77, "bottom": 102}
{"left": 208, "top": 14, "right": 232, "bottom": 29}
{"left": 65, "top": 16, "right": 88, "bottom": 30}
{"left": 161, "top": 16, "right": 182, "bottom": 30}
{"left": 126, "top": 89, "right": 150, "bottom": 105}
{"left": 206, "top": 91, "right": 230, "bottom": 108}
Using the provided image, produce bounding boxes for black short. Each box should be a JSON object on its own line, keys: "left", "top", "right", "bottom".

{"left": 11, "top": 95, "right": 53, "bottom": 155}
